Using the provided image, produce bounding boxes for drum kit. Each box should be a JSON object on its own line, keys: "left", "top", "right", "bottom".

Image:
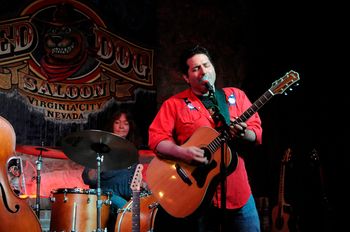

{"left": 15, "top": 129, "right": 148, "bottom": 232}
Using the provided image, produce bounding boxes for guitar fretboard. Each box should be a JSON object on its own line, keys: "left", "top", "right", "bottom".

{"left": 234, "top": 89, "right": 274, "bottom": 124}
{"left": 206, "top": 89, "right": 274, "bottom": 154}
{"left": 132, "top": 191, "right": 140, "bottom": 232}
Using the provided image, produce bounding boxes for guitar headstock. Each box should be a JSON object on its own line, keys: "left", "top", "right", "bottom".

{"left": 130, "top": 164, "right": 143, "bottom": 191}
{"left": 270, "top": 70, "right": 300, "bottom": 95}
{"left": 282, "top": 148, "right": 292, "bottom": 164}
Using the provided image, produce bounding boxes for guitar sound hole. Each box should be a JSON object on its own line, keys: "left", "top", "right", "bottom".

{"left": 192, "top": 161, "right": 217, "bottom": 188}
{"left": 201, "top": 147, "right": 212, "bottom": 162}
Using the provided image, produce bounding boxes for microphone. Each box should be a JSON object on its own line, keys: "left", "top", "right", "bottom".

{"left": 202, "top": 75, "right": 216, "bottom": 107}
{"left": 202, "top": 74, "right": 214, "bottom": 92}
{"left": 205, "top": 81, "right": 214, "bottom": 92}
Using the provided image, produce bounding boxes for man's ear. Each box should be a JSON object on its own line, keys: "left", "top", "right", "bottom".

{"left": 182, "top": 74, "right": 189, "bottom": 84}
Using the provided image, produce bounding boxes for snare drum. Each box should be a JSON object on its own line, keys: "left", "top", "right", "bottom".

{"left": 50, "top": 188, "right": 110, "bottom": 232}
{"left": 115, "top": 193, "right": 158, "bottom": 232}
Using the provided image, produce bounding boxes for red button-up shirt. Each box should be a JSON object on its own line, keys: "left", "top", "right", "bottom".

{"left": 148, "top": 87, "right": 262, "bottom": 209}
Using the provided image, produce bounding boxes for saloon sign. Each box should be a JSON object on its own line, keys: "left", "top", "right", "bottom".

{"left": 0, "top": 0, "right": 154, "bottom": 123}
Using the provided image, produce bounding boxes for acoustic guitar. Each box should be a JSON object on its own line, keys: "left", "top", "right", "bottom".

{"left": 271, "top": 148, "right": 292, "bottom": 232}
{"left": 147, "top": 70, "right": 300, "bottom": 218}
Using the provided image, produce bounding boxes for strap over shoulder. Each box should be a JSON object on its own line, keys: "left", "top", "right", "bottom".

{"left": 214, "top": 89, "right": 230, "bottom": 126}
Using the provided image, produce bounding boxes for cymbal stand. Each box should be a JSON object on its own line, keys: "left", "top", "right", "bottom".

{"left": 34, "top": 144, "right": 44, "bottom": 218}
{"left": 96, "top": 152, "right": 105, "bottom": 232}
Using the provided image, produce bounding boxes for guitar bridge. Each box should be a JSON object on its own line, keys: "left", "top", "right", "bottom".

{"left": 175, "top": 163, "right": 192, "bottom": 186}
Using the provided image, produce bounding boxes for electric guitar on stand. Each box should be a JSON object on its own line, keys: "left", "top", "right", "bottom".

{"left": 271, "top": 148, "right": 292, "bottom": 232}
{"left": 147, "top": 70, "right": 300, "bottom": 218}
{"left": 130, "top": 164, "right": 143, "bottom": 232}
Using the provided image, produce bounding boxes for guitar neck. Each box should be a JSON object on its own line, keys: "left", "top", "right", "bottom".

{"left": 233, "top": 89, "right": 274, "bottom": 124}
{"left": 277, "top": 163, "right": 286, "bottom": 205}
{"left": 132, "top": 191, "right": 141, "bottom": 232}
{"left": 207, "top": 89, "right": 275, "bottom": 154}
{"left": 208, "top": 70, "right": 300, "bottom": 154}
{"left": 277, "top": 148, "right": 291, "bottom": 206}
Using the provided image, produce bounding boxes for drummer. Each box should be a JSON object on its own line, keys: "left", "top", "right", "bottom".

{"left": 82, "top": 108, "right": 146, "bottom": 230}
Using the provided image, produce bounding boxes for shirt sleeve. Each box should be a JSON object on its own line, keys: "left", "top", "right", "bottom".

{"left": 226, "top": 88, "right": 263, "bottom": 144}
{"left": 148, "top": 99, "right": 177, "bottom": 151}
{"left": 81, "top": 167, "right": 97, "bottom": 188}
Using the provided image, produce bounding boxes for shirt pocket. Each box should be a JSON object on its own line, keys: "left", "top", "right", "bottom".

{"left": 178, "top": 107, "right": 202, "bottom": 124}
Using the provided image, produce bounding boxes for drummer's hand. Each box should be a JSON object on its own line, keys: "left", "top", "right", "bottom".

{"left": 88, "top": 169, "right": 97, "bottom": 181}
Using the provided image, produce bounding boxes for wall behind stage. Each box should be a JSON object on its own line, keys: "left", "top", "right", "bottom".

{"left": 1, "top": 0, "right": 258, "bottom": 149}
{"left": 0, "top": 0, "right": 157, "bottom": 148}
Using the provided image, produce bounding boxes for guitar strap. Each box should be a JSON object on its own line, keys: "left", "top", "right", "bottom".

{"left": 212, "top": 90, "right": 238, "bottom": 174}
{"left": 214, "top": 89, "right": 230, "bottom": 127}
{"left": 184, "top": 89, "right": 230, "bottom": 129}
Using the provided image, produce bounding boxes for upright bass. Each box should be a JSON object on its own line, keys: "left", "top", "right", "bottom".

{"left": 0, "top": 116, "right": 42, "bottom": 231}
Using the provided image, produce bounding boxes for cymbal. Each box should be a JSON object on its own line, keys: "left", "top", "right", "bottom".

{"left": 16, "top": 145, "right": 68, "bottom": 159}
{"left": 138, "top": 149, "right": 156, "bottom": 164}
{"left": 61, "top": 130, "right": 139, "bottom": 171}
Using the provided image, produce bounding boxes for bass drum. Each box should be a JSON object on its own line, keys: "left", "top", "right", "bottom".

{"left": 50, "top": 188, "right": 111, "bottom": 232}
{"left": 115, "top": 193, "right": 158, "bottom": 232}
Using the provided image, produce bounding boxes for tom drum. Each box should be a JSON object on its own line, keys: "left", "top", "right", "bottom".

{"left": 50, "top": 188, "right": 110, "bottom": 232}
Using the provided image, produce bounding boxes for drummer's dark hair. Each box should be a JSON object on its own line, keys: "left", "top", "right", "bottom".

{"left": 106, "top": 109, "right": 136, "bottom": 143}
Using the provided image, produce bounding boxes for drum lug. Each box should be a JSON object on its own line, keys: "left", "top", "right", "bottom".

{"left": 104, "top": 199, "right": 112, "bottom": 205}
{"left": 64, "top": 191, "right": 68, "bottom": 202}
{"left": 148, "top": 202, "right": 159, "bottom": 209}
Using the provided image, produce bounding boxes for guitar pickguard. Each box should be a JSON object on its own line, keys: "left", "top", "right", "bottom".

{"left": 192, "top": 161, "right": 217, "bottom": 188}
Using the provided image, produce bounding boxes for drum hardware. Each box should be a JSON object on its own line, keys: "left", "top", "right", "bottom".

{"left": 72, "top": 202, "right": 77, "bottom": 232}
{"left": 50, "top": 188, "right": 111, "bottom": 232}
{"left": 50, "top": 196, "right": 56, "bottom": 202}
{"left": 19, "top": 142, "right": 67, "bottom": 217}
{"left": 61, "top": 129, "right": 139, "bottom": 232}
{"left": 34, "top": 142, "right": 45, "bottom": 218}
{"left": 16, "top": 145, "right": 68, "bottom": 159}
{"left": 96, "top": 151, "right": 105, "bottom": 232}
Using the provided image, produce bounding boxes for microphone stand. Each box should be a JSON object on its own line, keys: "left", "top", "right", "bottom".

{"left": 219, "top": 136, "right": 227, "bottom": 231}
{"left": 207, "top": 84, "right": 228, "bottom": 230}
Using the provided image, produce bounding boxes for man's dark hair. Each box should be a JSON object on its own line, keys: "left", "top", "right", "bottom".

{"left": 179, "top": 45, "right": 214, "bottom": 75}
